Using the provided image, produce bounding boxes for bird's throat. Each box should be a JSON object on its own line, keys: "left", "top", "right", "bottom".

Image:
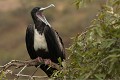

{"left": 36, "top": 12, "right": 51, "bottom": 27}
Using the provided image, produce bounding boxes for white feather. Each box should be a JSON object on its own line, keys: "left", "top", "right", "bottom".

{"left": 34, "top": 29, "right": 48, "bottom": 51}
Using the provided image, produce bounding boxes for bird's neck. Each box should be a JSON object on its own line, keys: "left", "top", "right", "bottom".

{"left": 31, "top": 15, "right": 39, "bottom": 24}
{"left": 32, "top": 15, "right": 45, "bottom": 34}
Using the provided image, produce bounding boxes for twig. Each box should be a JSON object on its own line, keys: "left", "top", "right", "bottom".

{"left": 4, "top": 70, "right": 48, "bottom": 80}
{"left": 28, "top": 64, "right": 41, "bottom": 80}
{"left": 0, "top": 59, "right": 62, "bottom": 72}
{"left": 0, "top": 59, "right": 62, "bottom": 79}
{"left": 15, "top": 65, "right": 28, "bottom": 80}
{"left": 15, "top": 74, "right": 48, "bottom": 79}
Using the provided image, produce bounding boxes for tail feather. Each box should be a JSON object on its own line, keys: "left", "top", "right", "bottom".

{"left": 40, "top": 64, "right": 56, "bottom": 77}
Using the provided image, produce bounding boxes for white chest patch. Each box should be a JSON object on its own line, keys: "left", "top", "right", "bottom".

{"left": 34, "top": 29, "right": 48, "bottom": 51}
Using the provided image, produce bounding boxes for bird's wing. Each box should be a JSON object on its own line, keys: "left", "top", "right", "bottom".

{"left": 25, "top": 24, "right": 37, "bottom": 59}
{"left": 54, "top": 30, "right": 65, "bottom": 54}
{"left": 44, "top": 26, "right": 65, "bottom": 63}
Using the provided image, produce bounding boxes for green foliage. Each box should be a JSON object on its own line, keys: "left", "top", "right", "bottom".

{"left": 52, "top": 0, "right": 120, "bottom": 79}
{"left": 0, "top": 71, "right": 7, "bottom": 80}
{"left": 74, "top": 0, "right": 93, "bottom": 9}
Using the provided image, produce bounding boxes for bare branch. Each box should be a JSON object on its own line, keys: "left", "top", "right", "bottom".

{"left": 0, "top": 59, "right": 62, "bottom": 79}
{"left": 3, "top": 70, "right": 48, "bottom": 80}
{"left": 14, "top": 74, "right": 48, "bottom": 80}
{"left": 0, "top": 59, "right": 62, "bottom": 71}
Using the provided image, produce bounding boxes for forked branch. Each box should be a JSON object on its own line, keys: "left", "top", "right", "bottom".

{"left": 0, "top": 59, "right": 62, "bottom": 79}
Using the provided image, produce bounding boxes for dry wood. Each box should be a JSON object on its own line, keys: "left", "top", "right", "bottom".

{"left": 0, "top": 59, "right": 62, "bottom": 80}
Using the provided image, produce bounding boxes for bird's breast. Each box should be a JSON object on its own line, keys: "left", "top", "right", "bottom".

{"left": 34, "top": 29, "right": 48, "bottom": 51}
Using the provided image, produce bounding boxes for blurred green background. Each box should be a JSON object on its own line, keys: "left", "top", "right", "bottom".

{"left": 0, "top": 0, "right": 104, "bottom": 77}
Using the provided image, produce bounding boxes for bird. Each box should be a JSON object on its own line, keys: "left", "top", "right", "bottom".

{"left": 25, "top": 4, "right": 65, "bottom": 77}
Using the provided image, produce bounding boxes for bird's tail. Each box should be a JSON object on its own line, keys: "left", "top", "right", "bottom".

{"left": 40, "top": 64, "right": 57, "bottom": 77}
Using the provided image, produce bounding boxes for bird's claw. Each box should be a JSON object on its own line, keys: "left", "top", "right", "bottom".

{"left": 44, "top": 59, "right": 51, "bottom": 65}
{"left": 36, "top": 57, "right": 43, "bottom": 62}
{"left": 36, "top": 57, "right": 51, "bottom": 65}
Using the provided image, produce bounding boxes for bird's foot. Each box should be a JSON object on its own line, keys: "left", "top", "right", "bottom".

{"left": 35, "top": 57, "right": 51, "bottom": 65}
{"left": 36, "top": 57, "right": 43, "bottom": 62}
{"left": 43, "top": 59, "right": 51, "bottom": 65}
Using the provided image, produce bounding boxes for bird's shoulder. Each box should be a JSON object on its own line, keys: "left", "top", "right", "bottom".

{"left": 26, "top": 24, "right": 34, "bottom": 34}
{"left": 27, "top": 24, "right": 34, "bottom": 30}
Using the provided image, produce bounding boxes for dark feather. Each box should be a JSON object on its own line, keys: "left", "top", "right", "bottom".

{"left": 44, "top": 25, "right": 65, "bottom": 63}
{"left": 25, "top": 24, "right": 37, "bottom": 59}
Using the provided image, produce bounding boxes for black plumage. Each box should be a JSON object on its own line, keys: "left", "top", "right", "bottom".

{"left": 25, "top": 5, "right": 65, "bottom": 77}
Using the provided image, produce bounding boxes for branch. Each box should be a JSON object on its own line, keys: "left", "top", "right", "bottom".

{"left": 2, "top": 70, "right": 48, "bottom": 80}
{"left": 0, "top": 59, "right": 62, "bottom": 79}
{"left": 0, "top": 59, "right": 62, "bottom": 71}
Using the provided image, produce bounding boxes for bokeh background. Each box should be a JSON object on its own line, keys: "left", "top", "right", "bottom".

{"left": 0, "top": 0, "right": 104, "bottom": 77}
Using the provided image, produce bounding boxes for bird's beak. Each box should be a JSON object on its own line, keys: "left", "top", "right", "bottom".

{"left": 36, "top": 4, "right": 55, "bottom": 27}
{"left": 39, "top": 4, "right": 55, "bottom": 11}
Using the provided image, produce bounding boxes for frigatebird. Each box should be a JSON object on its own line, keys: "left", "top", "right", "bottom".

{"left": 25, "top": 4, "right": 65, "bottom": 77}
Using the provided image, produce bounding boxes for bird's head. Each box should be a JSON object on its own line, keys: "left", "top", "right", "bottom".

{"left": 31, "top": 4, "right": 55, "bottom": 26}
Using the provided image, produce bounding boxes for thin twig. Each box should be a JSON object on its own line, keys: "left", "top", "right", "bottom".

{"left": 15, "top": 65, "right": 28, "bottom": 80}
{"left": 0, "top": 59, "right": 62, "bottom": 79}
{"left": 13, "top": 73, "right": 48, "bottom": 80}
{"left": 15, "top": 74, "right": 48, "bottom": 79}
{"left": 29, "top": 64, "right": 41, "bottom": 80}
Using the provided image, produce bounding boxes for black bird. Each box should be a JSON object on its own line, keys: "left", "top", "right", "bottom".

{"left": 25, "top": 4, "right": 65, "bottom": 77}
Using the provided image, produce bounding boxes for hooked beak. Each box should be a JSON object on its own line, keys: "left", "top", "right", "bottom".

{"left": 36, "top": 4, "right": 55, "bottom": 27}
{"left": 39, "top": 4, "right": 55, "bottom": 11}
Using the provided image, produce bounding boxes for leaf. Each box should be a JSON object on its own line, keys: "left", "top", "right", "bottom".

{"left": 113, "top": 0, "right": 120, "bottom": 6}
{"left": 62, "top": 61, "right": 66, "bottom": 68}
{"left": 94, "top": 74, "right": 105, "bottom": 80}
{"left": 58, "top": 57, "right": 62, "bottom": 66}
{"left": 74, "top": 0, "right": 81, "bottom": 9}
{"left": 110, "top": 49, "right": 120, "bottom": 53}
{"left": 0, "top": 71, "right": 6, "bottom": 80}
{"left": 108, "top": 57, "right": 116, "bottom": 74}
{"left": 101, "top": 39, "right": 116, "bottom": 48}
{"left": 95, "top": 27, "right": 103, "bottom": 37}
